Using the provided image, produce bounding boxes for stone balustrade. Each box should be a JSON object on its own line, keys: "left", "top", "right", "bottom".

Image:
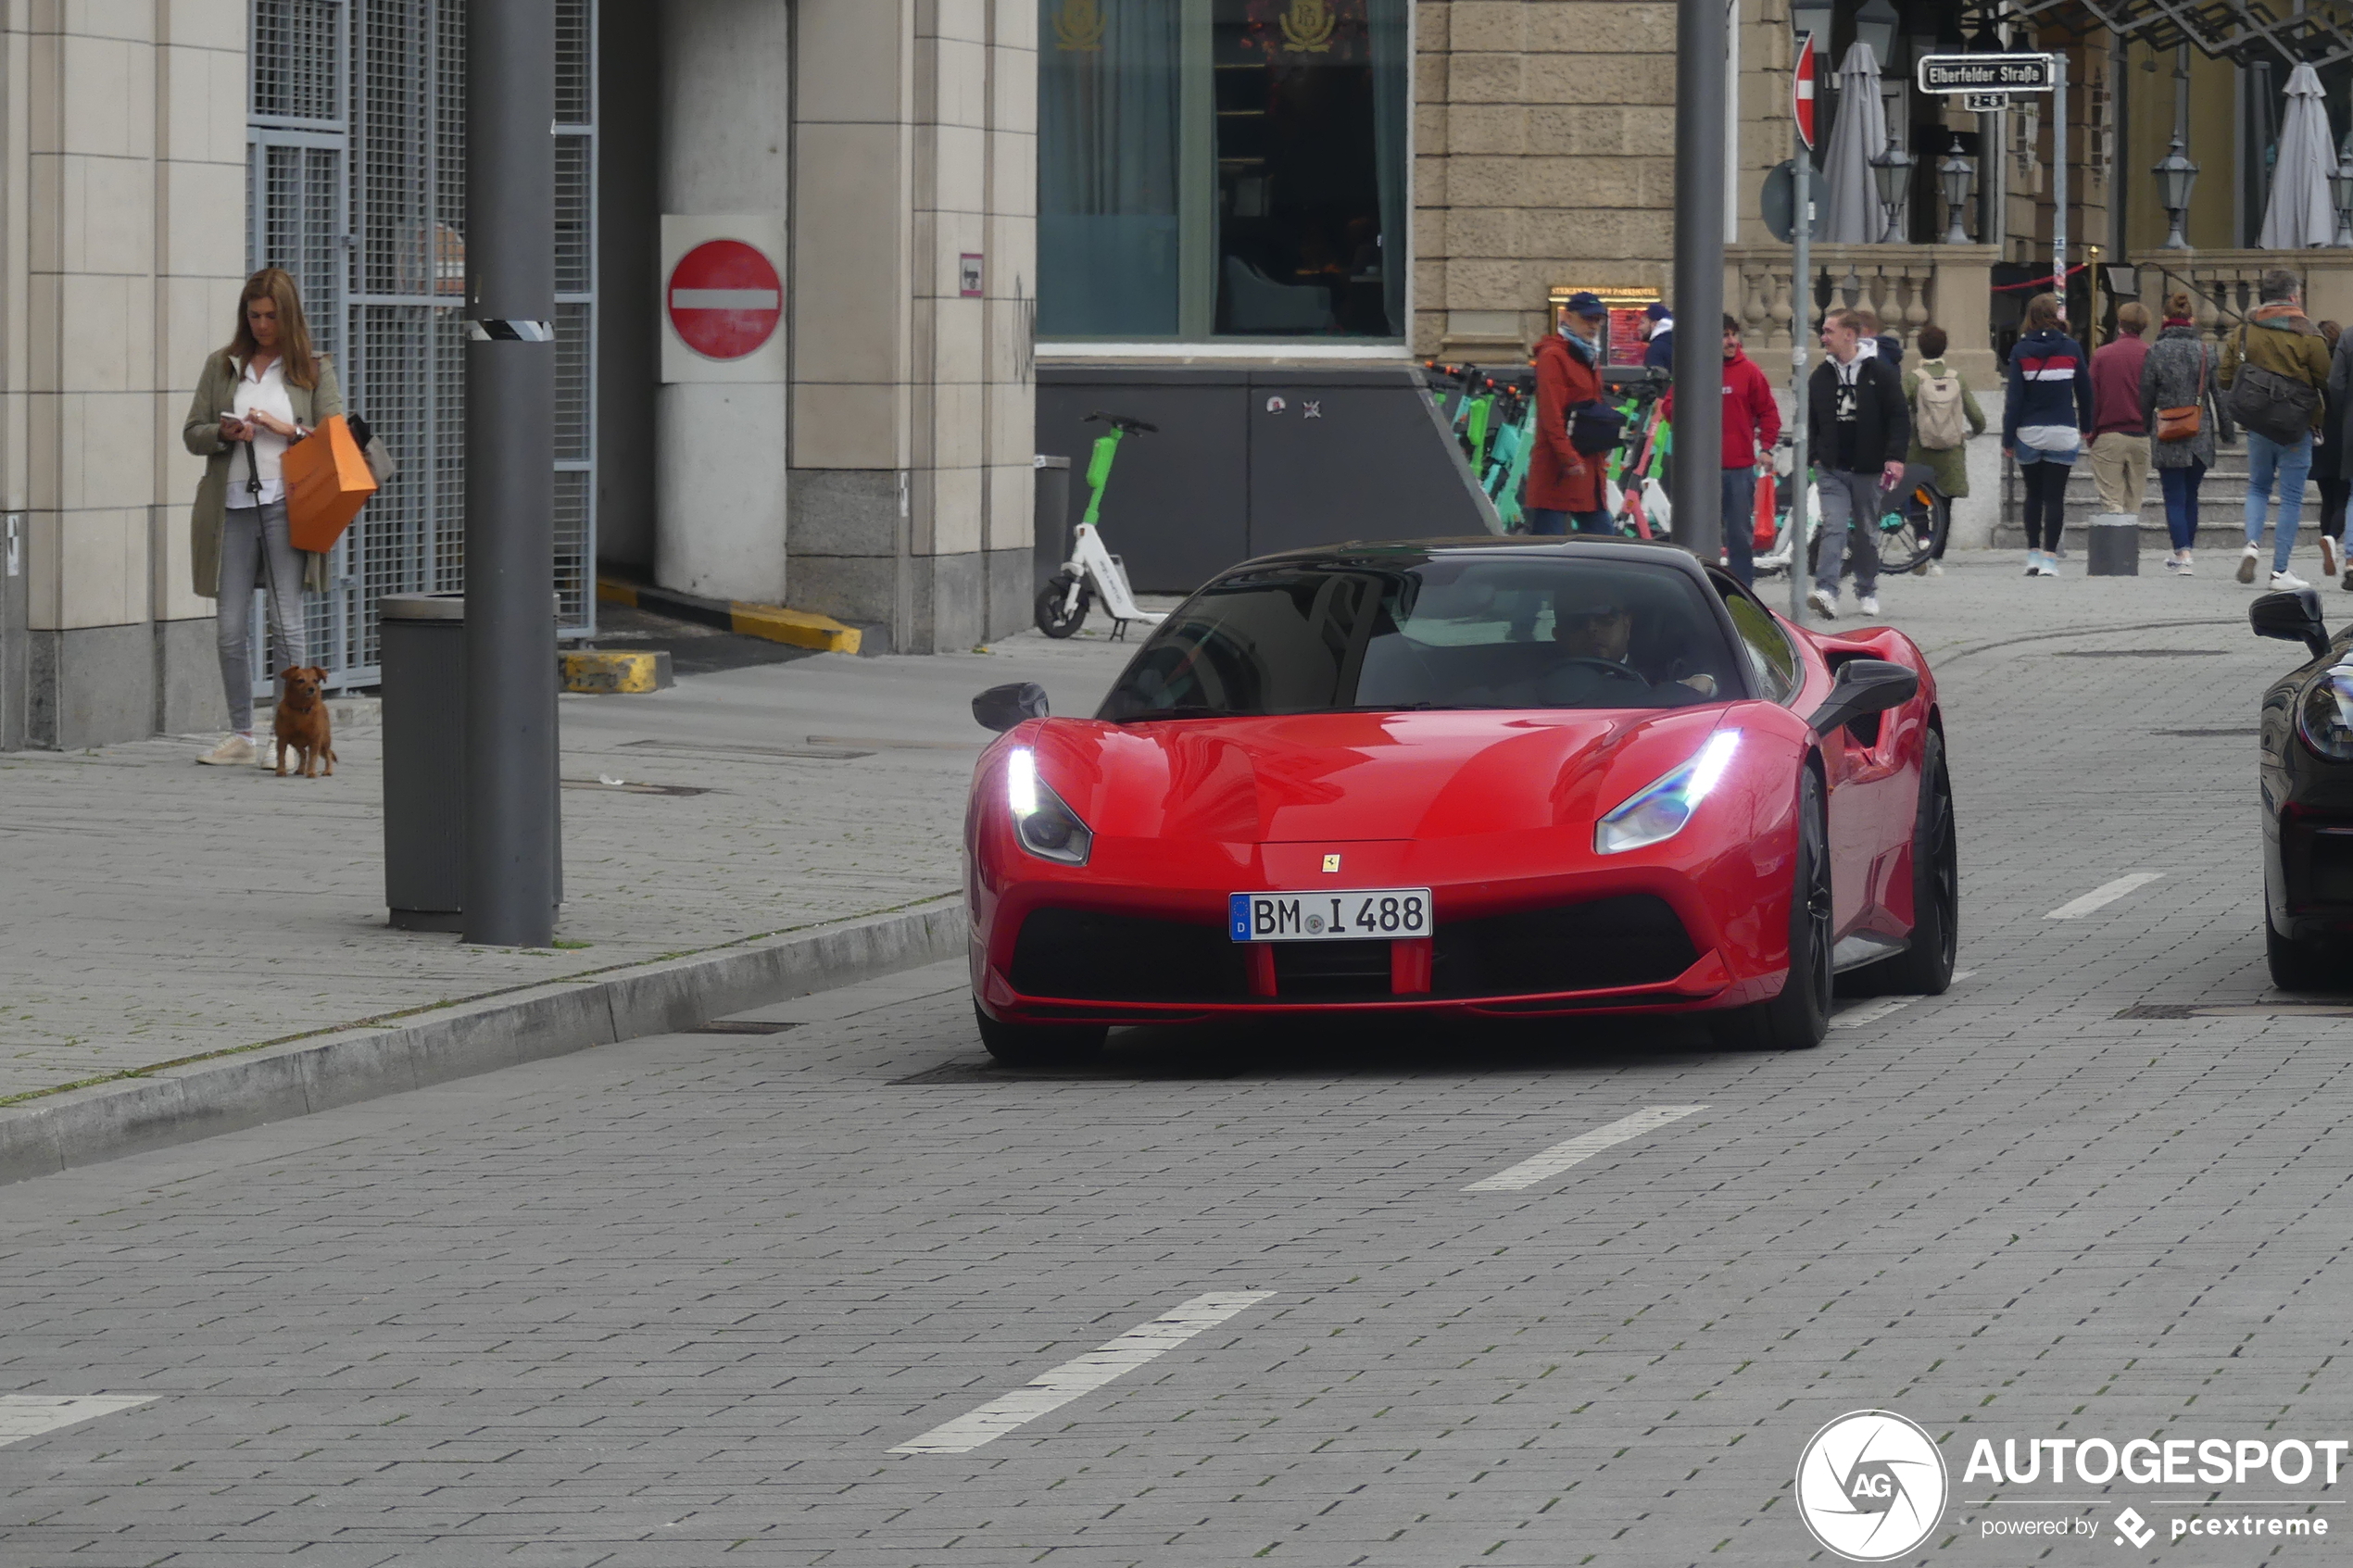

{"left": 2127, "top": 249, "right": 2353, "bottom": 345}
{"left": 1725, "top": 244, "right": 2001, "bottom": 386}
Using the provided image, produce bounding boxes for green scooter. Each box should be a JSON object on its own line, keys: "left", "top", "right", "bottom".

{"left": 1038, "top": 412, "right": 1167, "bottom": 640}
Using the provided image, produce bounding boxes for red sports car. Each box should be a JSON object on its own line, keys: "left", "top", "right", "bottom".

{"left": 963, "top": 538, "right": 1954, "bottom": 1062}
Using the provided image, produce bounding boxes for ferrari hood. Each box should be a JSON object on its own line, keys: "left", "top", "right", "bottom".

{"left": 1033, "top": 709, "right": 1730, "bottom": 844}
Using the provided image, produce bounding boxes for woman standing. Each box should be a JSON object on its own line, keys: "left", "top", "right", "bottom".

{"left": 182, "top": 268, "right": 341, "bottom": 765}
{"left": 2002, "top": 292, "right": 2094, "bottom": 577}
{"left": 2138, "top": 292, "right": 2220, "bottom": 575}
{"left": 1900, "top": 323, "right": 1985, "bottom": 575}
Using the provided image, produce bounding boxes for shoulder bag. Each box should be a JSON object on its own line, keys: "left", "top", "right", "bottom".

{"left": 2156, "top": 344, "right": 2205, "bottom": 444}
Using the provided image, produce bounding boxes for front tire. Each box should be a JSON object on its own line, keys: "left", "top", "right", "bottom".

{"left": 1710, "top": 769, "right": 1832, "bottom": 1050}
{"left": 1035, "top": 572, "right": 1091, "bottom": 638}
{"left": 2266, "top": 917, "right": 2338, "bottom": 991}
{"left": 1858, "top": 728, "right": 1957, "bottom": 995}
{"left": 974, "top": 1003, "right": 1107, "bottom": 1067}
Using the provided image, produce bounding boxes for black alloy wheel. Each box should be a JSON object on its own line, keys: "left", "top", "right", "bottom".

{"left": 974, "top": 1002, "right": 1109, "bottom": 1067}
{"left": 1035, "top": 572, "right": 1091, "bottom": 639}
{"left": 1711, "top": 769, "right": 1832, "bottom": 1050}
{"left": 1859, "top": 729, "right": 1957, "bottom": 995}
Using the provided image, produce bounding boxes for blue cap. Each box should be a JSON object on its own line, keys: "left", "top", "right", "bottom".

{"left": 1644, "top": 302, "right": 1673, "bottom": 320}
{"left": 1562, "top": 291, "right": 1608, "bottom": 319}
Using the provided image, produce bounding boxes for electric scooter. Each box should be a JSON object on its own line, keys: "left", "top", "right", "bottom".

{"left": 1036, "top": 412, "right": 1168, "bottom": 641}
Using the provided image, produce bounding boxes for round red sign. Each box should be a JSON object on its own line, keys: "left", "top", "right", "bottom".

{"left": 667, "top": 239, "right": 782, "bottom": 360}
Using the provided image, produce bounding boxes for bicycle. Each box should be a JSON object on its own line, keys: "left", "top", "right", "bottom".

{"left": 1753, "top": 445, "right": 1945, "bottom": 582}
{"left": 1036, "top": 411, "right": 1169, "bottom": 641}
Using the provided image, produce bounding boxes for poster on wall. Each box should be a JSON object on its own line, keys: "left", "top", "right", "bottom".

{"left": 1548, "top": 284, "right": 1664, "bottom": 369}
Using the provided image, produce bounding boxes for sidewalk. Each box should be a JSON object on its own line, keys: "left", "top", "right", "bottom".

{"left": 0, "top": 546, "right": 2308, "bottom": 1159}
{"left": 0, "top": 615, "right": 1139, "bottom": 1111}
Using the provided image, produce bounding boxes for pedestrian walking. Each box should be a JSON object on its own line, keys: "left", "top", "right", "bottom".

{"left": 1642, "top": 302, "right": 1675, "bottom": 370}
{"left": 1806, "top": 307, "right": 1910, "bottom": 621}
{"left": 2139, "top": 291, "right": 2221, "bottom": 575}
{"left": 1901, "top": 323, "right": 1986, "bottom": 575}
{"left": 1527, "top": 292, "right": 1612, "bottom": 537}
{"left": 2088, "top": 301, "right": 2154, "bottom": 520}
{"left": 2322, "top": 318, "right": 2353, "bottom": 586}
{"left": 1661, "top": 314, "right": 1781, "bottom": 587}
{"left": 182, "top": 267, "right": 341, "bottom": 766}
{"left": 2220, "top": 268, "right": 2332, "bottom": 589}
{"left": 2001, "top": 292, "right": 2093, "bottom": 577}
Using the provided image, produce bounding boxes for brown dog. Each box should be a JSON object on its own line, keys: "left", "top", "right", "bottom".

{"left": 272, "top": 665, "right": 337, "bottom": 778}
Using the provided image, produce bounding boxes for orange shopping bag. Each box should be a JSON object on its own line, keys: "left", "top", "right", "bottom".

{"left": 283, "top": 414, "right": 379, "bottom": 553}
{"left": 1752, "top": 464, "right": 1777, "bottom": 549}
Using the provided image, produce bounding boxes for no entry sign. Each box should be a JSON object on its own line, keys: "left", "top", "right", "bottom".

{"left": 667, "top": 239, "right": 782, "bottom": 361}
{"left": 1793, "top": 33, "right": 1817, "bottom": 150}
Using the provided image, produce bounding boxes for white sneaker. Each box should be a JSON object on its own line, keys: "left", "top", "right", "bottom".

{"left": 1806, "top": 586, "right": 1838, "bottom": 620}
{"left": 2324, "top": 536, "right": 2342, "bottom": 579}
{"left": 1926, "top": 560, "right": 1944, "bottom": 577}
{"left": 2271, "top": 570, "right": 2311, "bottom": 591}
{"left": 2023, "top": 551, "right": 2042, "bottom": 577}
{"left": 2033, "top": 556, "right": 2058, "bottom": 577}
{"left": 196, "top": 734, "right": 254, "bottom": 766}
{"left": 1856, "top": 593, "right": 1881, "bottom": 617}
{"left": 2239, "top": 545, "right": 2261, "bottom": 583}
{"left": 256, "top": 735, "right": 283, "bottom": 771}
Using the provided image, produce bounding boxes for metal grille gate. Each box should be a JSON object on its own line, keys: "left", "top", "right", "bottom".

{"left": 246, "top": 0, "right": 596, "bottom": 693}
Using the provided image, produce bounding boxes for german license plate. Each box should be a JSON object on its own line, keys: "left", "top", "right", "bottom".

{"left": 1228, "top": 888, "right": 1432, "bottom": 943}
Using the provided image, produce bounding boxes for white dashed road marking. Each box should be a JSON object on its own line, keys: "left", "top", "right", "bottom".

{"left": 2046, "top": 872, "right": 2165, "bottom": 919}
{"left": 889, "top": 1291, "right": 1274, "bottom": 1455}
{"left": 1464, "top": 1106, "right": 1706, "bottom": 1193}
{"left": 0, "top": 1396, "right": 156, "bottom": 1447}
{"left": 1831, "top": 997, "right": 1913, "bottom": 1029}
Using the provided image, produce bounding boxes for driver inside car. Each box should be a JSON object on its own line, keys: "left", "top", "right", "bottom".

{"left": 1548, "top": 593, "right": 1719, "bottom": 702}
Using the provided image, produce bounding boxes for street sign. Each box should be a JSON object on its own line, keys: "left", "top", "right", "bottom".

{"left": 1962, "top": 91, "right": 2010, "bottom": 112}
{"left": 1761, "top": 159, "right": 1817, "bottom": 244}
{"left": 1917, "top": 53, "right": 2057, "bottom": 93}
{"left": 666, "top": 239, "right": 783, "bottom": 361}
{"left": 1793, "top": 32, "right": 1818, "bottom": 149}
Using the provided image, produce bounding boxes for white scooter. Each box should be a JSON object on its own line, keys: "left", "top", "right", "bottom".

{"left": 1037, "top": 412, "right": 1168, "bottom": 641}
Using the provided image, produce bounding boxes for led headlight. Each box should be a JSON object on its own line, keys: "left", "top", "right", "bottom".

{"left": 2299, "top": 669, "right": 2353, "bottom": 762}
{"left": 1594, "top": 731, "right": 1742, "bottom": 855}
{"left": 1006, "top": 746, "right": 1094, "bottom": 865}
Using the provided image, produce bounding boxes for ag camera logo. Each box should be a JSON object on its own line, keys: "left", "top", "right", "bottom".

{"left": 1795, "top": 1410, "right": 1950, "bottom": 1561}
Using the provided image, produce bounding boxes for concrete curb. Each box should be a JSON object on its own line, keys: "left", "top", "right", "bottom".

{"left": 0, "top": 899, "right": 966, "bottom": 1186}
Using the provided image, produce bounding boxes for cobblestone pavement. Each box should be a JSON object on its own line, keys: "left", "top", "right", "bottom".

{"left": 3, "top": 551, "right": 2350, "bottom": 1566}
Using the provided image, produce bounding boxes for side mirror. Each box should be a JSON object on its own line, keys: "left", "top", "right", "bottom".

{"left": 2251, "top": 588, "right": 2330, "bottom": 660}
{"left": 973, "top": 682, "right": 1050, "bottom": 733}
{"left": 1806, "top": 658, "right": 1919, "bottom": 736}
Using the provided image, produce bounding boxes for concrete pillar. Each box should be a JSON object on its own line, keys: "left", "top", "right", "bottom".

{"left": 655, "top": 0, "right": 792, "bottom": 605}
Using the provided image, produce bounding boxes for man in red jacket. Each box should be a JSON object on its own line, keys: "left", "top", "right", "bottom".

{"left": 1663, "top": 315, "right": 1782, "bottom": 584}
{"left": 1527, "top": 291, "right": 1611, "bottom": 534}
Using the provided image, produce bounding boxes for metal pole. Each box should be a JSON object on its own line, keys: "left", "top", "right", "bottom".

{"left": 1672, "top": 0, "right": 1729, "bottom": 566}
{"left": 2052, "top": 53, "right": 2069, "bottom": 314}
{"left": 462, "top": 0, "right": 558, "bottom": 948}
{"left": 1790, "top": 114, "right": 1814, "bottom": 622}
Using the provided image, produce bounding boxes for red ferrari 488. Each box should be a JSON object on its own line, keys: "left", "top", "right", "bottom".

{"left": 963, "top": 538, "right": 1954, "bottom": 1061}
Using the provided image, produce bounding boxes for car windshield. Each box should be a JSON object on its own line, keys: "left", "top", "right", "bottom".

{"left": 1098, "top": 554, "right": 1746, "bottom": 721}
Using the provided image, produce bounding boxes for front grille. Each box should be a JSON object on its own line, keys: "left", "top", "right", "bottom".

{"left": 1435, "top": 895, "right": 1697, "bottom": 997}
{"left": 1273, "top": 939, "right": 1392, "bottom": 999}
{"left": 1011, "top": 908, "right": 1249, "bottom": 1001}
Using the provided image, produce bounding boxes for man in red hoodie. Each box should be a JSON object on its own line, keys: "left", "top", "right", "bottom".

{"left": 1664, "top": 314, "right": 1782, "bottom": 584}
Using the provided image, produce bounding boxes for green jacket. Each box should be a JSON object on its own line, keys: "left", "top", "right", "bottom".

{"left": 181, "top": 349, "right": 343, "bottom": 598}
{"left": 1900, "top": 359, "right": 1987, "bottom": 498}
{"left": 2218, "top": 303, "right": 2334, "bottom": 431}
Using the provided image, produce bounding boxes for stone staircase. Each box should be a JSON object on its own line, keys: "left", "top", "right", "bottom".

{"left": 1990, "top": 444, "right": 2304, "bottom": 554}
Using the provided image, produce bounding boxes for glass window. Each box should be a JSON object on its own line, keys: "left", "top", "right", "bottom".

{"left": 1099, "top": 556, "right": 1745, "bottom": 720}
{"left": 1718, "top": 583, "right": 1799, "bottom": 703}
{"left": 1038, "top": 0, "right": 1409, "bottom": 342}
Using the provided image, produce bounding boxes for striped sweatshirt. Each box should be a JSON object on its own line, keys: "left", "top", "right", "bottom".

{"left": 2001, "top": 329, "right": 2094, "bottom": 447}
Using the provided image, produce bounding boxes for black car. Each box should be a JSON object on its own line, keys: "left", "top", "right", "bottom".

{"left": 2251, "top": 589, "right": 2353, "bottom": 986}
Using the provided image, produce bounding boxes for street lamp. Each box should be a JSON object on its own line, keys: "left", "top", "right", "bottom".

{"left": 1856, "top": 0, "right": 1900, "bottom": 70}
{"left": 1792, "top": 0, "right": 1832, "bottom": 43}
{"left": 2333, "top": 129, "right": 2353, "bottom": 247}
{"left": 1871, "top": 132, "right": 1918, "bottom": 244}
{"left": 1939, "top": 153, "right": 1976, "bottom": 244}
{"left": 2153, "top": 134, "right": 2200, "bottom": 250}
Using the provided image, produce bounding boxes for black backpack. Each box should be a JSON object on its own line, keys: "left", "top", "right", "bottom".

{"left": 2227, "top": 325, "right": 2322, "bottom": 445}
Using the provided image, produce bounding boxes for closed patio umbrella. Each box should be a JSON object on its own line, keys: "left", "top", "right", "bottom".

{"left": 2260, "top": 62, "right": 2338, "bottom": 249}
{"left": 1818, "top": 41, "right": 1888, "bottom": 245}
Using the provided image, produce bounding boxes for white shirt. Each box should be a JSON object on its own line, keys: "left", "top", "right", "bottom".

{"left": 227, "top": 357, "right": 301, "bottom": 508}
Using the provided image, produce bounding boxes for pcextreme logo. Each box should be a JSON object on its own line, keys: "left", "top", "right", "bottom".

{"left": 1795, "top": 1410, "right": 1952, "bottom": 1562}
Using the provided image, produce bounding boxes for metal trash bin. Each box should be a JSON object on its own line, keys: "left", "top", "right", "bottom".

{"left": 1034, "top": 454, "right": 1073, "bottom": 594}
{"left": 381, "top": 592, "right": 563, "bottom": 932}
{"left": 2087, "top": 511, "right": 2141, "bottom": 576}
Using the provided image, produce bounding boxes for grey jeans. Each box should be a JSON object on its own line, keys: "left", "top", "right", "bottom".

{"left": 1811, "top": 468, "right": 1887, "bottom": 595}
{"left": 216, "top": 500, "right": 308, "bottom": 733}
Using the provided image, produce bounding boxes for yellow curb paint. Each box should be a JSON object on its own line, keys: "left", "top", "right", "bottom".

{"left": 596, "top": 578, "right": 639, "bottom": 607}
{"left": 560, "top": 649, "right": 670, "bottom": 694}
{"left": 728, "top": 603, "right": 862, "bottom": 655}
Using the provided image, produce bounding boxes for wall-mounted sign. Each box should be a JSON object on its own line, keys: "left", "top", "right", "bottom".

{"left": 1962, "top": 91, "right": 2011, "bottom": 112}
{"left": 1917, "top": 53, "right": 2057, "bottom": 94}
{"left": 960, "top": 253, "right": 984, "bottom": 298}
{"left": 1548, "top": 284, "right": 1663, "bottom": 369}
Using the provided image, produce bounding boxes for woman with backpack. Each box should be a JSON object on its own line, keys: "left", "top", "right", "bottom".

{"left": 2138, "top": 291, "right": 2221, "bottom": 575}
{"left": 2003, "top": 293, "right": 2094, "bottom": 577}
{"left": 1902, "top": 324, "right": 1984, "bottom": 574}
